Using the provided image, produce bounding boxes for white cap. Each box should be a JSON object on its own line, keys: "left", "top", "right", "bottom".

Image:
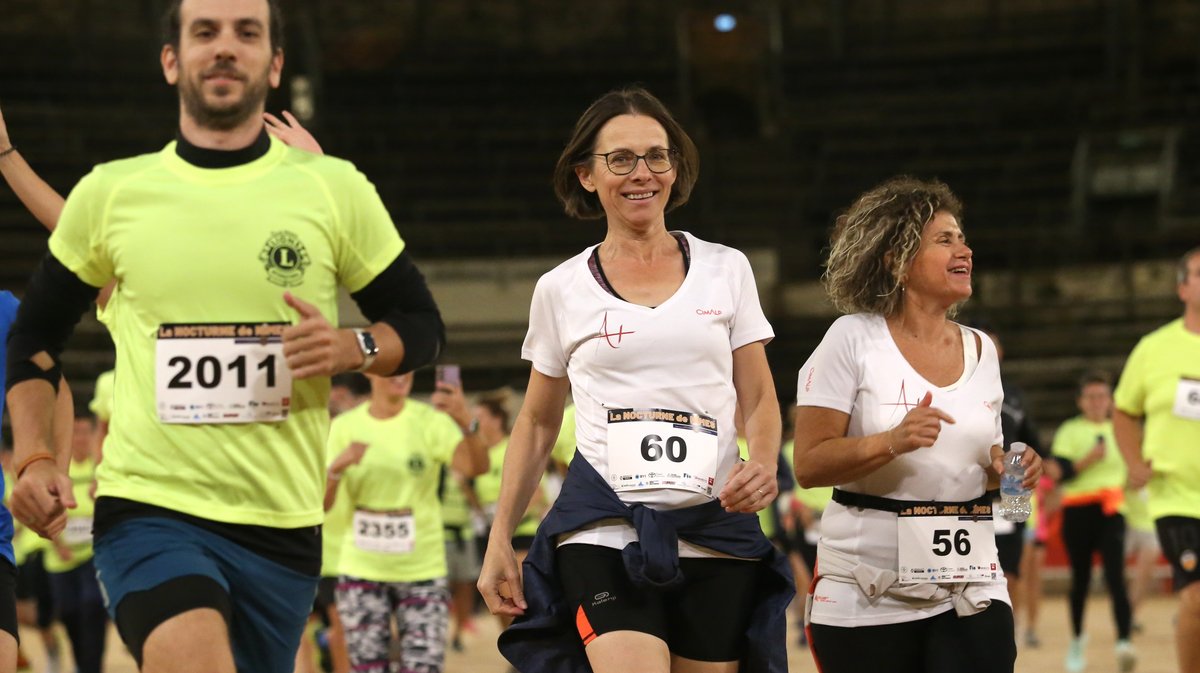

{"left": 1010, "top": 442, "right": 1028, "bottom": 454}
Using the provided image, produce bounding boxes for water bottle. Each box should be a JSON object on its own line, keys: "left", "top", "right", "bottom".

{"left": 999, "top": 442, "right": 1032, "bottom": 522}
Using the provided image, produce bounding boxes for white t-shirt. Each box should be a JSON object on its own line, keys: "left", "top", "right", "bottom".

{"left": 796, "top": 313, "right": 1009, "bottom": 627}
{"left": 522, "top": 231, "right": 774, "bottom": 555}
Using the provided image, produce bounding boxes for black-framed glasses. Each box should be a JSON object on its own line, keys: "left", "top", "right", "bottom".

{"left": 591, "top": 148, "right": 677, "bottom": 175}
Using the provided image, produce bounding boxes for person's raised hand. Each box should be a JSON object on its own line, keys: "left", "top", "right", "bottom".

{"left": 887, "top": 392, "right": 955, "bottom": 455}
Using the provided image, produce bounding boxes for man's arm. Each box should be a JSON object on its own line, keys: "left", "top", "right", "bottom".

{"left": 282, "top": 252, "right": 445, "bottom": 380}
{"left": 1113, "top": 408, "right": 1152, "bottom": 489}
{"left": 6, "top": 255, "right": 99, "bottom": 537}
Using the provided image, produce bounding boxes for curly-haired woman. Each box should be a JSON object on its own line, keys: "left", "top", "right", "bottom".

{"left": 793, "top": 176, "right": 1043, "bottom": 673}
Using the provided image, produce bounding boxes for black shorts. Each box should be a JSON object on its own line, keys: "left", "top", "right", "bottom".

{"left": 556, "top": 544, "right": 759, "bottom": 662}
{"left": 994, "top": 522, "right": 1026, "bottom": 578}
{"left": 1156, "top": 516, "right": 1200, "bottom": 592}
{"left": 810, "top": 602, "right": 1015, "bottom": 673}
{"left": 15, "top": 551, "right": 54, "bottom": 628}
{"left": 0, "top": 559, "right": 18, "bottom": 641}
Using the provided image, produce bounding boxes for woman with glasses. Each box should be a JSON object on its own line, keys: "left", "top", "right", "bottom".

{"left": 477, "top": 86, "right": 793, "bottom": 673}
{"left": 793, "top": 177, "right": 1042, "bottom": 673}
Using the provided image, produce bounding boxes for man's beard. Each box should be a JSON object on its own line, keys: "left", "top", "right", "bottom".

{"left": 179, "top": 60, "right": 271, "bottom": 131}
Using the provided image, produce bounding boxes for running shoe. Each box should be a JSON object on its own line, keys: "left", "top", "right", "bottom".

{"left": 1115, "top": 639, "right": 1136, "bottom": 673}
{"left": 1065, "top": 635, "right": 1087, "bottom": 673}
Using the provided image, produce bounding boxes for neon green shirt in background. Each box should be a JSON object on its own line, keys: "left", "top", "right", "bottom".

{"left": 550, "top": 404, "right": 577, "bottom": 467}
{"left": 1124, "top": 488, "right": 1154, "bottom": 532}
{"left": 1050, "top": 416, "right": 1126, "bottom": 502}
{"left": 89, "top": 369, "right": 115, "bottom": 422}
{"left": 737, "top": 438, "right": 775, "bottom": 539}
{"left": 43, "top": 458, "right": 96, "bottom": 574}
{"left": 48, "top": 137, "right": 404, "bottom": 528}
{"left": 1113, "top": 318, "right": 1200, "bottom": 520}
{"left": 5, "top": 471, "right": 49, "bottom": 565}
{"left": 321, "top": 459, "right": 352, "bottom": 578}
{"left": 781, "top": 440, "right": 834, "bottom": 511}
{"left": 329, "top": 401, "right": 462, "bottom": 582}
{"left": 440, "top": 469, "right": 475, "bottom": 542}
{"left": 476, "top": 438, "right": 542, "bottom": 537}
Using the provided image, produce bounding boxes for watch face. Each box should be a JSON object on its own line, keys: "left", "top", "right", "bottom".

{"left": 358, "top": 330, "right": 379, "bottom": 357}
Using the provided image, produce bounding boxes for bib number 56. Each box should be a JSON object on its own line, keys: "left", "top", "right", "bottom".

{"left": 931, "top": 529, "right": 972, "bottom": 557}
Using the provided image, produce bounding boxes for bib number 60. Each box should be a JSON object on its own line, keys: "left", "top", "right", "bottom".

{"left": 931, "top": 529, "right": 971, "bottom": 557}
{"left": 640, "top": 434, "right": 688, "bottom": 463}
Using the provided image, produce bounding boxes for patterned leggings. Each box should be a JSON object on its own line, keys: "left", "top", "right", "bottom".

{"left": 336, "top": 576, "right": 450, "bottom": 673}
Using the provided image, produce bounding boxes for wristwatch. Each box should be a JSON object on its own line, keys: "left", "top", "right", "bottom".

{"left": 352, "top": 328, "right": 379, "bottom": 372}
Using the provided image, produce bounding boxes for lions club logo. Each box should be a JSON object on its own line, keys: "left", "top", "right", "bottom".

{"left": 260, "top": 231, "right": 310, "bottom": 287}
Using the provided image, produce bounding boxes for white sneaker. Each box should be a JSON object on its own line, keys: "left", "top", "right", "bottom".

{"left": 1066, "top": 635, "right": 1087, "bottom": 673}
{"left": 1115, "top": 639, "right": 1136, "bottom": 673}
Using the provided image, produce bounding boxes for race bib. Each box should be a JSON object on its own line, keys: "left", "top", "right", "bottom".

{"left": 606, "top": 408, "right": 719, "bottom": 496}
{"left": 62, "top": 516, "right": 93, "bottom": 546}
{"left": 1173, "top": 377, "right": 1200, "bottom": 421}
{"left": 897, "top": 502, "right": 1000, "bottom": 584}
{"left": 353, "top": 509, "right": 415, "bottom": 554}
{"left": 156, "top": 323, "right": 293, "bottom": 424}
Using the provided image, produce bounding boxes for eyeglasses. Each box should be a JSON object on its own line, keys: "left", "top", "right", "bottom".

{"left": 591, "top": 148, "right": 677, "bottom": 175}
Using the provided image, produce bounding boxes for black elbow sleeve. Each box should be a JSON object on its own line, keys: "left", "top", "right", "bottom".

{"left": 5, "top": 254, "right": 98, "bottom": 391}
{"left": 350, "top": 251, "right": 446, "bottom": 375}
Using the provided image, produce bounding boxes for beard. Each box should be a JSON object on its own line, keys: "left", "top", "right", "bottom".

{"left": 178, "top": 58, "right": 272, "bottom": 131}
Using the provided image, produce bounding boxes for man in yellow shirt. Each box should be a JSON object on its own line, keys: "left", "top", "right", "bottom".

{"left": 4, "top": 2, "right": 444, "bottom": 672}
{"left": 1113, "top": 246, "right": 1200, "bottom": 673}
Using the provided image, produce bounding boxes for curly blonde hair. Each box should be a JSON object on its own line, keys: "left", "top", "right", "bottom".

{"left": 822, "top": 176, "right": 963, "bottom": 316}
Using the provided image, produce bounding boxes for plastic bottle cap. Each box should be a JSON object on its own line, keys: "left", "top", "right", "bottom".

{"left": 1009, "top": 442, "right": 1028, "bottom": 454}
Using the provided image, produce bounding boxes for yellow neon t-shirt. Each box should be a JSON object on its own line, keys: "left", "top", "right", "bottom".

{"left": 1113, "top": 319, "right": 1200, "bottom": 520}
{"left": 550, "top": 404, "right": 577, "bottom": 467}
{"left": 475, "top": 438, "right": 542, "bottom": 538}
{"left": 49, "top": 137, "right": 405, "bottom": 528}
{"left": 329, "top": 401, "right": 462, "bottom": 582}
{"left": 43, "top": 458, "right": 96, "bottom": 574}
{"left": 1050, "top": 416, "right": 1126, "bottom": 502}
{"left": 89, "top": 369, "right": 115, "bottom": 422}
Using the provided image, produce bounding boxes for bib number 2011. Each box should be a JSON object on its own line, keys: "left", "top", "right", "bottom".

{"left": 167, "top": 354, "right": 278, "bottom": 390}
{"left": 640, "top": 434, "right": 687, "bottom": 463}
{"left": 931, "top": 528, "right": 971, "bottom": 557}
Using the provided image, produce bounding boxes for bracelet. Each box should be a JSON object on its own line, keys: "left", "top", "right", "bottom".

{"left": 327, "top": 469, "right": 343, "bottom": 482}
{"left": 16, "top": 452, "right": 55, "bottom": 478}
{"left": 0, "top": 146, "right": 16, "bottom": 159}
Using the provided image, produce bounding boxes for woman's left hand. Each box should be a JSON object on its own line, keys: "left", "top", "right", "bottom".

{"left": 991, "top": 447, "right": 1044, "bottom": 491}
{"left": 718, "top": 459, "right": 777, "bottom": 513}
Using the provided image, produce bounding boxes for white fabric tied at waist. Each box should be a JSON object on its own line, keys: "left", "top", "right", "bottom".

{"left": 804, "top": 540, "right": 993, "bottom": 626}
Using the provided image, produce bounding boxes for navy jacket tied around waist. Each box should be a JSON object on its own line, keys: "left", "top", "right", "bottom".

{"left": 498, "top": 451, "right": 795, "bottom": 673}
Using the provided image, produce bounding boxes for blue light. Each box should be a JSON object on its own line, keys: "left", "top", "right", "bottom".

{"left": 714, "top": 13, "right": 737, "bottom": 32}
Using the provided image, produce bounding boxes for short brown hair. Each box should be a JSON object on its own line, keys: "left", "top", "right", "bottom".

{"left": 1077, "top": 369, "right": 1112, "bottom": 395}
{"left": 553, "top": 87, "right": 699, "bottom": 220}
{"left": 162, "top": 0, "right": 285, "bottom": 53}
{"left": 1177, "top": 246, "right": 1200, "bottom": 284}
{"left": 822, "top": 176, "right": 964, "bottom": 316}
{"left": 476, "top": 389, "right": 512, "bottom": 434}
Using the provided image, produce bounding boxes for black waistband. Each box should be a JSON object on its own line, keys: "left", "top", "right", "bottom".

{"left": 832, "top": 488, "right": 992, "bottom": 515}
